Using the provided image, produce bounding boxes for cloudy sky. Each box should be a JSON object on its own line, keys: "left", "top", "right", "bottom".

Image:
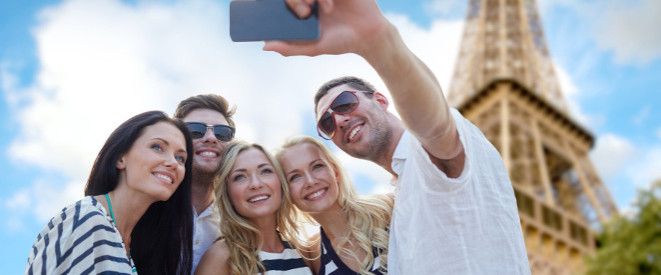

{"left": 1, "top": 0, "right": 659, "bottom": 272}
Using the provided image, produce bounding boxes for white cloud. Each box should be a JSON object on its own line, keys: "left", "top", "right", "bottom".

{"left": 632, "top": 106, "right": 651, "bottom": 125}
{"left": 423, "top": 0, "right": 466, "bottom": 18}
{"left": 593, "top": 0, "right": 661, "bottom": 65}
{"left": 626, "top": 146, "right": 661, "bottom": 190}
{"left": 590, "top": 134, "right": 636, "bottom": 182}
{"left": 590, "top": 133, "right": 661, "bottom": 208}
{"left": 5, "top": 189, "right": 30, "bottom": 210}
{"left": 553, "top": 63, "right": 606, "bottom": 130}
{"left": 4, "top": 0, "right": 462, "bottom": 223}
{"left": 386, "top": 13, "right": 463, "bottom": 101}
{"left": 31, "top": 180, "right": 85, "bottom": 222}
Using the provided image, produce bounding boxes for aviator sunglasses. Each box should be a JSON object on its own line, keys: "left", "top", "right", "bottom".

{"left": 317, "top": 90, "right": 373, "bottom": 140}
{"left": 185, "top": 122, "right": 235, "bottom": 142}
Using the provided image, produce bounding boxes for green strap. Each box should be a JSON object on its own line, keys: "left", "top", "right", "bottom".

{"left": 105, "top": 193, "right": 116, "bottom": 226}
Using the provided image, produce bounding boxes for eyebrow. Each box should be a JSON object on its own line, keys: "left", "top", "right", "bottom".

{"left": 152, "top": 138, "right": 187, "bottom": 154}
{"left": 285, "top": 159, "right": 322, "bottom": 176}
{"left": 231, "top": 163, "right": 272, "bottom": 174}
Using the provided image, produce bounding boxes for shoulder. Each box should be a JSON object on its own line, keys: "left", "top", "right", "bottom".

{"left": 195, "top": 240, "right": 230, "bottom": 275}
{"left": 204, "top": 240, "right": 230, "bottom": 260}
{"left": 35, "top": 197, "right": 109, "bottom": 238}
{"left": 26, "top": 197, "right": 122, "bottom": 273}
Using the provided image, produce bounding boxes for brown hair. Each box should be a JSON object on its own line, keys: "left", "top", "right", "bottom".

{"left": 174, "top": 94, "right": 237, "bottom": 127}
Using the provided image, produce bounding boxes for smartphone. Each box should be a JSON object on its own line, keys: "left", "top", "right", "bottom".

{"left": 229, "top": 0, "right": 319, "bottom": 42}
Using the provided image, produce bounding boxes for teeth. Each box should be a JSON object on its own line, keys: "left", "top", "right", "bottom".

{"left": 155, "top": 173, "right": 173, "bottom": 183}
{"left": 349, "top": 126, "right": 361, "bottom": 140}
{"left": 200, "top": 151, "right": 218, "bottom": 157}
{"left": 249, "top": 195, "right": 269, "bottom": 203}
{"left": 306, "top": 189, "right": 325, "bottom": 200}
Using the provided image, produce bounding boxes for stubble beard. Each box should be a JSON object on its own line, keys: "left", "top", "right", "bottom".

{"left": 191, "top": 159, "right": 221, "bottom": 188}
{"left": 349, "top": 118, "right": 392, "bottom": 163}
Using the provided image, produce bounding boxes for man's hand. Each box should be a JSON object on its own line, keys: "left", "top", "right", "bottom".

{"left": 263, "top": 0, "right": 391, "bottom": 58}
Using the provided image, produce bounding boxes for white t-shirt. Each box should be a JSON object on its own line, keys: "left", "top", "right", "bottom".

{"left": 191, "top": 202, "right": 221, "bottom": 274}
{"left": 387, "top": 109, "right": 530, "bottom": 274}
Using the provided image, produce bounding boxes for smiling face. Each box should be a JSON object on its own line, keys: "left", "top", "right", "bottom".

{"left": 227, "top": 148, "right": 282, "bottom": 221}
{"left": 182, "top": 108, "right": 230, "bottom": 177}
{"left": 278, "top": 142, "right": 340, "bottom": 214}
{"left": 117, "top": 121, "right": 188, "bottom": 202}
{"left": 315, "top": 84, "right": 392, "bottom": 160}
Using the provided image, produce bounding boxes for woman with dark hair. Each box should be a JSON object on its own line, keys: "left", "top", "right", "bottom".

{"left": 26, "top": 110, "right": 194, "bottom": 275}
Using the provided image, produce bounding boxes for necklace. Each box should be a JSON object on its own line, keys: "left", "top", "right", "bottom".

{"left": 105, "top": 193, "right": 138, "bottom": 274}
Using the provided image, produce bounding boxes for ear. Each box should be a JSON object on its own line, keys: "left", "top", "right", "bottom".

{"left": 116, "top": 155, "right": 127, "bottom": 170}
{"left": 374, "top": 92, "right": 389, "bottom": 111}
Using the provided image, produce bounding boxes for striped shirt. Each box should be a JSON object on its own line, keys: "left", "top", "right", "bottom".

{"left": 319, "top": 227, "right": 384, "bottom": 275}
{"left": 259, "top": 240, "right": 312, "bottom": 275}
{"left": 26, "top": 196, "right": 137, "bottom": 275}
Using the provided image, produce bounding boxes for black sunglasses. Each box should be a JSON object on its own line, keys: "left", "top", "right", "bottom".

{"left": 317, "top": 91, "right": 372, "bottom": 140}
{"left": 185, "top": 122, "right": 235, "bottom": 142}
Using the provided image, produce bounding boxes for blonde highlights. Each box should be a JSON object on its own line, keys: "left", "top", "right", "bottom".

{"left": 276, "top": 136, "right": 393, "bottom": 274}
{"left": 214, "top": 141, "right": 302, "bottom": 275}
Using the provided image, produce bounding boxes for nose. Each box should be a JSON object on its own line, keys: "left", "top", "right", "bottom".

{"left": 333, "top": 113, "right": 351, "bottom": 130}
{"left": 200, "top": 126, "right": 218, "bottom": 144}
{"left": 248, "top": 174, "right": 264, "bottom": 190}
{"left": 302, "top": 171, "right": 318, "bottom": 188}
{"left": 163, "top": 153, "right": 178, "bottom": 168}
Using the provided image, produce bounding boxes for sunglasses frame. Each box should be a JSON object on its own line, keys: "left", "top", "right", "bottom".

{"left": 185, "top": 122, "right": 235, "bottom": 142}
{"left": 316, "top": 90, "right": 373, "bottom": 140}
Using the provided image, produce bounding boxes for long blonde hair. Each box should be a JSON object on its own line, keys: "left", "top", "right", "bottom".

{"left": 276, "top": 136, "right": 393, "bottom": 274}
{"left": 214, "top": 141, "right": 302, "bottom": 275}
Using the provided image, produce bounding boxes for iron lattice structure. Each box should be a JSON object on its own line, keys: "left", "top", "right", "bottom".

{"left": 448, "top": 0, "right": 617, "bottom": 273}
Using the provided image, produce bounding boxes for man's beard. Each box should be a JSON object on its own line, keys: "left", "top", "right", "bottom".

{"left": 350, "top": 119, "right": 392, "bottom": 163}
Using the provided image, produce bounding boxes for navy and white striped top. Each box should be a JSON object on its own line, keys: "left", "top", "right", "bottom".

{"left": 318, "top": 227, "right": 385, "bottom": 275}
{"left": 25, "top": 196, "right": 137, "bottom": 275}
{"left": 259, "top": 240, "right": 312, "bottom": 275}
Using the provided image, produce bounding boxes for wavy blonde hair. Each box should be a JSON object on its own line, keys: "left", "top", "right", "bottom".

{"left": 275, "top": 136, "right": 393, "bottom": 275}
{"left": 214, "top": 141, "right": 302, "bottom": 275}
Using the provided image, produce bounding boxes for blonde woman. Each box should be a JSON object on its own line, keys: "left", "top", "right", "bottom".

{"left": 195, "top": 141, "right": 313, "bottom": 275}
{"left": 276, "top": 136, "right": 393, "bottom": 275}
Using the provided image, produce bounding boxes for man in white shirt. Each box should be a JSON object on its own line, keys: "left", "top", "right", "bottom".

{"left": 174, "top": 94, "right": 236, "bottom": 274}
{"left": 265, "top": 0, "right": 530, "bottom": 273}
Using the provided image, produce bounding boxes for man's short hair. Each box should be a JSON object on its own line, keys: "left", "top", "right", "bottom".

{"left": 314, "top": 76, "right": 377, "bottom": 111}
{"left": 174, "top": 94, "right": 237, "bottom": 127}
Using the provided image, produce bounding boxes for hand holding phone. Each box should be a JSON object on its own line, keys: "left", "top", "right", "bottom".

{"left": 229, "top": 0, "right": 320, "bottom": 42}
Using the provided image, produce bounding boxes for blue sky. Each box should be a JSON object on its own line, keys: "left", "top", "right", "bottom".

{"left": 1, "top": 0, "right": 660, "bottom": 273}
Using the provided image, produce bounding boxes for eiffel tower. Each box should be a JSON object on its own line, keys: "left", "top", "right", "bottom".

{"left": 447, "top": 0, "right": 617, "bottom": 273}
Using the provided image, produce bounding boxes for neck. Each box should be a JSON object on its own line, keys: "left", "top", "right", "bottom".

{"left": 374, "top": 118, "right": 405, "bottom": 176}
{"left": 100, "top": 187, "right": 152, "bottom": 254}
{"left": 311, "top": 203, "right": 350, "bottom": 240}
{"left": 253, "top": 215, "right": 282, "bottom": 253}
{"left": 191, "top": 175, "right": 215, "bottom": 215}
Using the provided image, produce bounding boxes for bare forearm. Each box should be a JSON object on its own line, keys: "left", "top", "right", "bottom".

{"left": 362, "top": 23, "right": 460, "bottom": 159}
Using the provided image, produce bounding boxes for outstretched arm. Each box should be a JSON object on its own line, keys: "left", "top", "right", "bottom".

{"left": 264, "top": 0, "right": 465, "bottom": 176}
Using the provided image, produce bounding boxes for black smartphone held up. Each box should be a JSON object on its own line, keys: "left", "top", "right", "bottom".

{"left": 229, "top": 0, "right": 319, "bottom": 42}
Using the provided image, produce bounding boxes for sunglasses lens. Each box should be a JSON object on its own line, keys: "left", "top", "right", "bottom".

{"left": 186, "top": 123, "right": 206, "bottom": 139}
{"left": 331, "top": 92, "right": 359, "bottom": 113}
{"left": 212, "top": 125, "right": 235, "bottom": 142}
{"left": 318, "top": 112, "right": 334, "bottom": 138}
{"left": 316, "top": 91, "right": 361, "bottom": 140}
